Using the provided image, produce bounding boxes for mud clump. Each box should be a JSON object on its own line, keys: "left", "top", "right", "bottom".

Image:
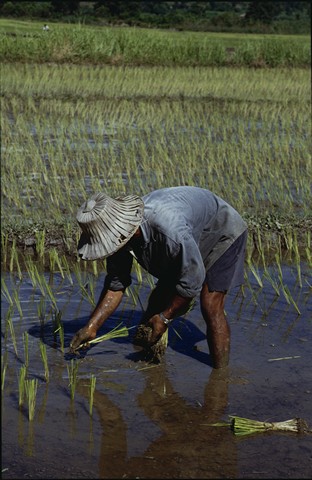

{"left": 133, "top": 324, "right": 167, "bottom": 364}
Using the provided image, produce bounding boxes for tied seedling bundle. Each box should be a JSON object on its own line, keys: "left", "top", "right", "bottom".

{"left": 210, "top": 415, "right": 311, "bottom": 437}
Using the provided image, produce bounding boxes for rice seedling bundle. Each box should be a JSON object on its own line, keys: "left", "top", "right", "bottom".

{"left": 79, "top": 323, "right": 129, "bottom": 349}
{"left": 231, "top": 416, "right": 310, "bottom": 436}
{"left": 209, "top": 415, "right": 311, "bottom": 436}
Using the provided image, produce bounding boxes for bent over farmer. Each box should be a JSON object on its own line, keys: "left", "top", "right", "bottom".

{"left": 70, "top": 186, "right": 248, "bottom": 368}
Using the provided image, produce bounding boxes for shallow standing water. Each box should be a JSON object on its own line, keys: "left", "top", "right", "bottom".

{"left": 1, "top": 263, "right": 312, "bottom": 479}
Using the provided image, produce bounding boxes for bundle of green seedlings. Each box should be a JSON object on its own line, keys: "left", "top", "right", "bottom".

{"left": 211, "top": 415, "right": 311, "bottom": 436}
{"left": 78, "top": 322, "right": 129, "bottom": 350}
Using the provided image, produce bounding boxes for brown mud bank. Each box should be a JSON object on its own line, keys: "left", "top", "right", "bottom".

{"left": 2, "top": 215, "right": 312, "bottom": 265}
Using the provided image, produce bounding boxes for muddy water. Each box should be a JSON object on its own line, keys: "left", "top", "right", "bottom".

{"left": 1, "top": 263, "right": 312, "bottom": 479}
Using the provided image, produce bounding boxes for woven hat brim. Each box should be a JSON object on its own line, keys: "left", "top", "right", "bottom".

{"left": 76, "top": 193, "right": 144, "bottom": 260}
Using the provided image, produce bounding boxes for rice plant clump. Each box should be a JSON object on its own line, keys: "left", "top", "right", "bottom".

{"left": 25, "top": 378, "right": 39, "bottom": 421}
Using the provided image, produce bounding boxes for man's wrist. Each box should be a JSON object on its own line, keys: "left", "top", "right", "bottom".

{"left": 159, "top": 312, "right": 172, "bottom": 325}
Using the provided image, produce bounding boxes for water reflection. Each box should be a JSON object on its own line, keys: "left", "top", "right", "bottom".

{"left": 77, "top": 365, "right": 237, "bottom": 479}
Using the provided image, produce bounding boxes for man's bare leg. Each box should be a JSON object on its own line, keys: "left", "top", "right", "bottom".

{"left": 200, "top": 284, "right": 230, "bottom": 369}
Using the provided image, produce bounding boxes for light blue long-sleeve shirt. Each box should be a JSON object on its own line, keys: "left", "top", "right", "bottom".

{"left": 105, "top": 186, "right": 247, "bottom": 298}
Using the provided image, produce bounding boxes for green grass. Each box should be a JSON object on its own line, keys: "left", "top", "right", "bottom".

{"left": 1, "top": 62, "right": 311, "bottom": 259}
{"left": 0, "top": 19, "right": 311, "bottom": 265}
{"left": 0, "top": 19, "right": 310, "bottom": 67}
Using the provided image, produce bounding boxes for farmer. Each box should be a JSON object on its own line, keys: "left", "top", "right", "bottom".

{"left": 69, "top": 186, "right": 248, "bottom": 368}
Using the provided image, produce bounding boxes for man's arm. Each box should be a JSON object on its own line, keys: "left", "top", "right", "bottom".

{"left": 69, "top": 288, "right": 124, "bottom": 352}
{"left": 144, "top": 293, "right": 193, "bottom": 346}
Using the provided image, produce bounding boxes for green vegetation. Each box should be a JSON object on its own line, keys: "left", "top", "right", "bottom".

{"left": 89, "top": 374, "right": 96, "bottom": 416}
{"left": 0, "top": 20, "right": 310, "bottom": 66}
{"left": 25, "top": 378, "right": 39, "bottom": 421}
{"left": 1, "top": 27, "right": 311, "bottom": 261}
{"left": 67, "top": 359, "right": 80, "bottom": 400}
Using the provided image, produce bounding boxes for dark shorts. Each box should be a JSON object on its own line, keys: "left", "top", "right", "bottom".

{"left": 205, "top": 230, "right": 247, "bottom": 293}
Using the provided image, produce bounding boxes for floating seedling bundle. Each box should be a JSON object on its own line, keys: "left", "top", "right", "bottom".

{"left": 210, "top": 415, "right": 311, "bottom": 437}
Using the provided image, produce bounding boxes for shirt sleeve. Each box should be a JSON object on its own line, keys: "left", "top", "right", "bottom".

{"left": 174, "top": 233, "right": 206, "bottom": 298}
{"left": 104, "top": 248, "right": 133, "bottom": 291}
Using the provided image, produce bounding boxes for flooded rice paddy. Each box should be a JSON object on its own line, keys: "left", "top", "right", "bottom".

{"left": 1, "top": 262, "right": 312, "bottom": 479}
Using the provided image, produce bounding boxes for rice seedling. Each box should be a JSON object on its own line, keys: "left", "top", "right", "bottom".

{"left": 25, "top": 378, "right": 39, "bottom": 421}
{"left": 1, "top": 355, "right": 7, "bottom": 392}
{"left": 23, "top": 332, "right": 29, "bottom": 370}
{"left": 9, "top": 239, "right": 22, "bottom": 279}
{"left": 78, "top": 323, "right": 129, "bottom": 349}
{"left": 54, "top": 324, "right": 65, "bottom": 352}
{"left": 37, "top": 297, "right": 46, "bottom": 327}
{"left": 282, "top": 285, "right": 301, "bottom": 315}
{"left": 7, "top": 316, "right": 18, "bottom": 356}
{"left": 39, "top": 341, "right": 49, "bottom": 382}
{"left": 35, "top": 230, "right": 45, "bottom": 260}
{"left": 246, "top": 259, "right": 263, "bottom": 289}
{"left": 25, "top": 257, "right": 38, "bottom": 289}
{"left": 1, "top": 277, "right": 13, "bottom": 306}
{"left": 1, "top": 233, "right": 9, "bottom": 268}
{"left": 89, "top": 374, "right": 96, "bottom": 416}
{"left": 18, "top": 365, "right": 27, "bottom": 408}
{"left": 49, "top": 248, "right": 64, "bottom": 278}
{"left": 208, "top": 415, "right": 311, "bottom": 436}
{"left": 13, "top": 289, "right": 23, "bottom": 319}
{"left": 67, "top": 359, "right": 80, "bottom": 401}
{"left": 60, "top": 254, "right": 73, "bottom": 284}
{"left": 73, "top": 265, "right": 96, "bottom": 307}
{"left": 52, "top": 309, "right": 65, "bottom": 351}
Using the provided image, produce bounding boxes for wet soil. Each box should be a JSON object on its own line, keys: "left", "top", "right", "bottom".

{"left": 1, "top": 263, "right": 312, "bottom": 479}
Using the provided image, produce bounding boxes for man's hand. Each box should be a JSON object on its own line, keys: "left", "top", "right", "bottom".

{"left": 146, "top": 314, "right": 168, "bottom": 346}
{"left": 69, "top": 326, "right": 97, "bottom": 353}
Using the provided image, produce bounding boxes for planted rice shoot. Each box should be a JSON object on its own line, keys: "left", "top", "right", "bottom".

{"left": 51, "top": 309, "right": 65, "bottom": 351}
{"left": 13, "top": 289, "right": 23, "bottom": 318}
{"left": 1, "top": 277, "right": 13, "bottom": 305}
{"left": 49, "top": 248, "right": 64, "bottom": 278}
{"left": 39, "top": 341, "right": 49, "bottom": 382}
{"left": 67, "top": 359, "right": 80, "bottom": 401}
{"left": 73, "top": 265, "right": 96, "bottom": 307}
{"left": 35, "top": 230, "right": 45, "bottom": 260}
{"left": 18, "top": 364, "right": 27, "bottom": 407}
{"left": 7, "top": 316, "right": 18, "bottom": 356}
{"left": 2, "top": 356, "right": 7, "bottom": 392}
{"left": 23, "top": 332, "right": 29, "bottom": 370}
{"left": 89, "top": 374, "right": 96, "bottom": 416}
{"left": 37, "top": 297, "right": 46, "bottom": 326}
{"left": 25, "top": 378, "right": 39, "bottom": 421}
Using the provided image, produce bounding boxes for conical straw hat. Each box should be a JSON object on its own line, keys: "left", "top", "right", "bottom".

{"left": 76, "top": 192, "right": 144, "bottom": 260}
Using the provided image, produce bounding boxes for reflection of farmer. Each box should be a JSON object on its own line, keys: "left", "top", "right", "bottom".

{"left": 77, "top": 366, "right": 237, "bottom": 478}
{"left": 70, "top": 186, "right": 247, "bottom": 368}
